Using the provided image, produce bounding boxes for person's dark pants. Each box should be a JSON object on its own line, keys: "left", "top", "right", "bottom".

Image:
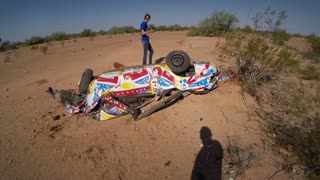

{"left": 142, "top": 41, "right": 154, "bottom": 65}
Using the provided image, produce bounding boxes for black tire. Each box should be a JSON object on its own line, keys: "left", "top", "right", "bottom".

{"left": 79, "top": 68, "right": 93, "bottom": 94}
{"left": 165, "top": 50, "right": 191, "bottom": 75}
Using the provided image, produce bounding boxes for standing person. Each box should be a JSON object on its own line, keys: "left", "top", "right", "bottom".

{"left": 140, "top": 13, "right": 154, "bottom": 65}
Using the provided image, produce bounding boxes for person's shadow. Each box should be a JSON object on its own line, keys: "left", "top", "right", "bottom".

{"left": 191, "top": 126, "right": 223, "bottom": 180}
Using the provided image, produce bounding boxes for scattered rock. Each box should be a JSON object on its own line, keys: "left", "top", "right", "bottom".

{"left": 3, "top": 88, "right": 9, "bottom": 92}
{"left": 48, "top": 124, "right": 63, "bottom": 136}
{"left": 51, "top": 114, "right": 60, "bottom": 121}
{"left": 165, "top": 160, "right": 171, "bottom": 166}
{"left": 32, "top": 118, "right": 37, "bottom": 122}
{"left": 24, "top": 96, "right": 31, "bottom": 101}
{"left": 239, "top": 149, "right": 250, "bottom": 162}
{"left": 200, "top": 117, "right": 203, "bottom": 121}
{"left": 41, "top": 114, "right": 46, "bottom": 118}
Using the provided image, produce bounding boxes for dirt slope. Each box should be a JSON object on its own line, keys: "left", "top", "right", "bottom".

{"left": 0, "top": 32, "right": 295, "bottom": 179}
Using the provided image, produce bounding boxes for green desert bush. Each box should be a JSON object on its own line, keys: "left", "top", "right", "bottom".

{"left": 167, "top": 24, "right": 189, "bottom": 31}
{"left": 155, "top": 25, "right": 168, "bottom": 31}
{"left": 148, "top": 23, "right": 155, "bottom": 30}
{"left": 299, "top": 66, "right": 320, "bottom": 80}
{"left": 80, "top": 29, "right": 96, "bottom": 37}
{"left": 48, "top": 32, "right": 71, "bottom": 41}
{"left": 188, "top": 10, "right": 239, "bottom": 37}
{"left": 97, "top": 30, "right": 107, "bottom": 35}
{"left": 258, "top": 83, "right": 320, "bottom": 178}
{"left": 107, "top": 26, "right": 139, "bottom": 34}
{"left": 0, "top": 40, "right": 24, "bottom": 52}
{"left": 306, "top": 34, "right": 320, "bottom": 62}
{"left": 187, "top": 26, "right": 208, "bottom": 36}
{"left": 272, "top": 30, "right": 291, "bottom": 45}
{"left": 292, "top": 33, "right": 305, "bottom": 38}
{"left": 220, "top": 8, "right": 297, "bottom": 96}
{"left": 221, "top": 34, "right": 299, "bottom": 96}
{"left": 274, "top": 49, "right": 300, "bottom": 70}
{"left": 241, "top": 25, "right": 254, "bottom": 33}
{"left": 25, "top": 36, "right": 46, "bottom": 46}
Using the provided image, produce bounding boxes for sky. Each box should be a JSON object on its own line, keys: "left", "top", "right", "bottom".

{"left": 0, "top": 0, "right": 320, "bottom": 42}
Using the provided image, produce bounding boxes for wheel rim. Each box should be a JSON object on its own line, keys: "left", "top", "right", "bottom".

{"left": 171, "top": 54, "right": 185, "bottom": 67}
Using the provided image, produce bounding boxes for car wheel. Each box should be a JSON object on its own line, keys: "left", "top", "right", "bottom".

{"left": 165, "top": 50, "right": 191, "bottom": 75}
{"left": 79, "top": 68, "right": 93, "bottom": 94}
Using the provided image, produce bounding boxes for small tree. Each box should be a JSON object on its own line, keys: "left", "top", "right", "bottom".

{"left": 252, "top": 7, "right": 287, "bottom": 31}
{"left": 189, "top": 10, "right": 239, "bottom": 36}
{"left": 25, "top": 36, "right": 46, "bottom": 46}
{"left": 148, "top": 24, "right": 155, "bottom": 30}
{"left": 252, "top": 7, "right": 289, "bottom": 45}
{"left": 80, "top": 29, "right": 96, "bottom": 37}
{"left": 204, "top": 11, "right": 239, "bottom": 32}
{"left": 97, "top": 30, "right": 107, "bottom": 35}
{"left": 48, "top": 32, "right": 71, "bottom": 41}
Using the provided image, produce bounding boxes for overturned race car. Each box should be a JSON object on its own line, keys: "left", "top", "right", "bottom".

{"left": 49, "top": 50, "right": 227, "bottom": 121}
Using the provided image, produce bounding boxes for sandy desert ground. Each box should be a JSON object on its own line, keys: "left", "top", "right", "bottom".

{"left": 0, "top": 32, "right": 302, "bottom": 179}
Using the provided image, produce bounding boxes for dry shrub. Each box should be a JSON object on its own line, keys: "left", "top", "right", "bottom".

{"left": 257, "top": 82, "right": 320, "bottom": 178}
{"left": 40, "top": 45, "right": 48, "bottom": 55}
{"left": 224, "top": 137, "right": 254, "bottom": 179}
{"left": 299, "top": 66, "right": 320, "bottom": 80}
{"left": 221, "top": 33, "right": 299, "bottom": 96}
{"left": 30, "top": 45, "right": 38, "bottom": 50}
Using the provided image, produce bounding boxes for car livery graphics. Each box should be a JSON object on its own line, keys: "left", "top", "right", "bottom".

{"left": 65, "top": 62, "right": 218, "bottom": 120}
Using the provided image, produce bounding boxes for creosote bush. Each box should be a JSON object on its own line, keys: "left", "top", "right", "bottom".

{"left": 299, "top": 66, "right": 320, "bottom": 80}
{"left": 257, "top": 83, "right": 320, "bottom": 178}
{"left": 221, "top": 33, "right": 299, "bottom": 96}
{"left": 306, "top": 34, "right": 320, "bottom": 62}
{"left": 188, "top": 10, "right": 239, "bottom": 37}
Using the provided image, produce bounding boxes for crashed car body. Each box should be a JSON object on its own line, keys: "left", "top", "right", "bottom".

{"left": 51, "top": 50, "right": 221, "bottom": 121}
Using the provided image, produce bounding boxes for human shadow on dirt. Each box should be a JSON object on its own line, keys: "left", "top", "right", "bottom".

{"left": 191, "top": 126, "right": 223, "bottom": 180}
